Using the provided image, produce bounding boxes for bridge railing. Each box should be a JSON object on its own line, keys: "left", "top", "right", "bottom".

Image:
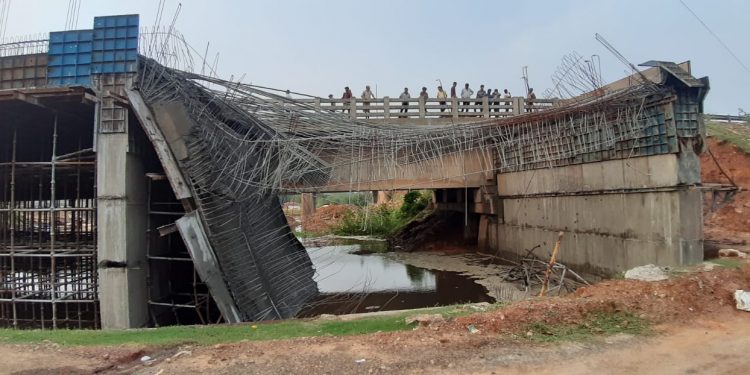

{"left": 281, "top": 96, "right": 557, "bottom": 120}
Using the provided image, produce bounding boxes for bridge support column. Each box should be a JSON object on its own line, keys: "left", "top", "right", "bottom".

{"left": 95, "top": 75, "right": 149, "bottom": 329}
{"left": 376, "top": 190, "right": 392, "bottom": 204}
{"left": 493, "top": 154, "right": 703, "bottom": 275}
{"left": 383, "top": 97, "right": 390, "bottom": 119}
{"left": 301, "top": 193, "right": 316, "bottom": 229}
{"left": 96, "top": 131, "right": 149, "bottom": 329}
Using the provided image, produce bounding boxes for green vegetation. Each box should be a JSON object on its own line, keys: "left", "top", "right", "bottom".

{"left": 708, "top": 258, "right": 744, "bottom": 269}
{"left": 523, "top": 312, "right": 650, "bottom": 343}
{"left": 706, "top": 122, "right": 750, "bottom": 154}
{"left": 316, "top": 192, "right": 371, "bottom": 207}
{"left": 0, "top": 304, "right": 496, "bottom": 347}
{"left": 400, "top": 191, "right": 431, "bottom": 217}
{"left": 332, "top": 191, "right": 433, "bottom": 237}
{"left": 333, "top": 204, "right": 410, "bottom": 236}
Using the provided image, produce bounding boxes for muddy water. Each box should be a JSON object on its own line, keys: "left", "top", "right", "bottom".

{"left": 297, "top": 237, "right": 495, "bottom": 317}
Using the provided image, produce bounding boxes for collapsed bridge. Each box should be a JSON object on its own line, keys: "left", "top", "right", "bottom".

{"left": 1, "top": 14, "right": 712, "bottom": 329}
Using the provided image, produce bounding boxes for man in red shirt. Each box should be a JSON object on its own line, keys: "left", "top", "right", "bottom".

{"left": 341, "top": 87, "right": 353, "bottom": 113}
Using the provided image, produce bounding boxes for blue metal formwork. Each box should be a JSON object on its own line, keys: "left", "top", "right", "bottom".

{"left": 92, "top": 14, "right": 139, "bottom": 74}
{"left": 47, "top": 29, "right": 93, "bottom": 86}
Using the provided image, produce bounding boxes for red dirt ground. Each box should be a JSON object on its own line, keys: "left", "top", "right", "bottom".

{"left": 453, "top": 264, "right": 750, "bottom": 334}
{"left": 701, "top": 138, "right": 750, "bottom": 244}
{"left": 302, "top": 204, "right": 356, "bottom": 233}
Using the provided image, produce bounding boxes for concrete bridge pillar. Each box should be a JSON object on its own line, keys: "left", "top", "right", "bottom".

{"left": 376, "top": 190, "right": 392, "bottom": 204}
{"left": 95, "top": 75, "right": 149, "bottom": 329}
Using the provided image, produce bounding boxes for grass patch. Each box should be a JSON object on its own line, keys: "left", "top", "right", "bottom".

{"left": 333, "top": 205, "right": 412, "bottom": 237}
{"left": 0, "top": 304, "right": 497, "bottom": 347}
{"left": 708, "top": 258, "right": 744, "bottom": 269}
{"left": 706, "top": 122, "right": 750, "bottom": 154}
{"left": 523, "top": 312, "right": 649, "bottom": 343}
{"left": 294, "top": 230, "right": 321, "bottom": 238}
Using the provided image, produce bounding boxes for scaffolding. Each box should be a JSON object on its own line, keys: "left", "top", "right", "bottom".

{"left": 145, "top": 173, "right": 219, "bottom": 326}
{"left": 0, "top": 112, "right": 99, "bottom": 329}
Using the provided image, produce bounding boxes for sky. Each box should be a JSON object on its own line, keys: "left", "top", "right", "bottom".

{"left": 2, "top": 0, "right": 749, "bottom": 114}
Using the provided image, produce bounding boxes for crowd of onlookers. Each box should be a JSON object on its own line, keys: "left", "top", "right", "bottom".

{"left": 327, "top": 83, "right": 536, "bottom": 116}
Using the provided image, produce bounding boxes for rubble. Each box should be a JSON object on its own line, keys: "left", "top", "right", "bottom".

{"left": 735, "top": 290, "right": 750, "bottom": 312}
{"left": 718, "top": 249, "right": 747, "bottom": 258}
{"left": 624, "top": 264, "right": 670, "bottom": 282}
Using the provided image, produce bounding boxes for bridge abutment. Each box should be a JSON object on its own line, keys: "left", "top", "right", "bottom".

{"left": 489, "top": 153, "right": 703, "bottom": 275}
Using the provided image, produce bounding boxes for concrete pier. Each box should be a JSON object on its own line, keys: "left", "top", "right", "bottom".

{"left": 96, "top": 131, "right": 149, "bottom": 329}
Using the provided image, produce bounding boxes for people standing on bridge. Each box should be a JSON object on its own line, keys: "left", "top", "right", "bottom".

{"left": 328, "top": 94, "right": 336, "bottom": 112}
{"left": 475, "top": 85, "right": 486, "bottom": 113}
{"left": 437, "top": 85, "right": 448, "bottom": 113}
{"left": 450, "top": 82, "right": 458, "bottom": 99}
{"left": 526, "top": 88, "right": 536, "bottom": 113}
{"left": 503, "top": 89, "right": 512, "bottom": 112}
{"left": 485, "top": 88, "right": 494, "bottom": 113}
{"left": 492, "top": 89, "right": 501, "bottom": 113}
{"left": 399, "top": 87, "right": 410, "bottom": 117}
{"left": 361, "top": 85, "right": 376, "bottom": 119}
{"left": 342, "top": 87, "right": 353, "bottom": 113}
{"left": 419, "top": 87, "right": 429, "bottom": 115}
{"left": 460, "top": 83, "right": 473, "bottom": 112}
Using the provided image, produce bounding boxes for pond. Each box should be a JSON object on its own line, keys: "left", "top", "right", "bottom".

{"left": 297, "top": 238, "right": 493, "bottom": 317}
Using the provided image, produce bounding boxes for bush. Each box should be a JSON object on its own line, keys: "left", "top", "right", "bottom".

{"left": 333, "top": 204, "right": 409, "bottom": 237}
{"left": 333, "top": 191, "right": 432, "bottom": 237}
{"left": 400, "top": 191, "right": 431, "bottom": 217}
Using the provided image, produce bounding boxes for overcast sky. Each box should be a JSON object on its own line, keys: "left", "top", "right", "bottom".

{"left": 3, "top": 0, "right": 749, "bottom": 114}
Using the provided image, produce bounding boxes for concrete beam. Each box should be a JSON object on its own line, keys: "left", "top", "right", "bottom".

{"left": 176, "top": 212, "right": 242, "bottom": 323}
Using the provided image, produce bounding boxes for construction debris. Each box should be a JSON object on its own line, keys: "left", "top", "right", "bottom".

{"left": 735, "top": 290, "right": 750, "bottom": 312}
{"left": 719, "top": 249, "right": 747, "bottom": 258}
{"left": 539, "top": 232, "right": 565, "bottom": 297}
{"left": 503, "top": 247, "right": 589, "bottom": 295}
{"left": 624, "top": 265, "right": 670, "bottom": 282}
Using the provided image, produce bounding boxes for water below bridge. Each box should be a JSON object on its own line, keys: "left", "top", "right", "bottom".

{"left": 296, "top": 238, "right": 495, "bottom": 317}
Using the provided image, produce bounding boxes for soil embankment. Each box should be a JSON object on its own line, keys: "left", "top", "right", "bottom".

{"left": 702, "top": 137, "right": 750, "bottom": 246}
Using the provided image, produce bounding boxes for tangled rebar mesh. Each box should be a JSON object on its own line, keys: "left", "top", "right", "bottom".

{"left": 134, "top": 55, "right": 675, "bottom": 321}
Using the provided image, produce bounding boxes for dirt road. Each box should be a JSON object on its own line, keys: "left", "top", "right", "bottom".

{"left": 1, "top": 311, "right": 747, "bottom": 375}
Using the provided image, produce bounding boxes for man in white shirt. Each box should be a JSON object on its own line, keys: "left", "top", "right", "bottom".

{"left": 460, "top": 83, "right": 473, "bottom": 112}
{"left": 361, "top": 85, "right": 376, "bottom": 119}
{"left": 399, "top": 87, "right": 411, "bottom": 117}
{"left": 503, "top": 89, "right": 512, "bottom": 112}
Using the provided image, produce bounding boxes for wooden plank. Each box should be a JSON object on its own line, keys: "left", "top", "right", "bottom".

{"left": 125, "top": 88, "right": 193, "bottom": 200}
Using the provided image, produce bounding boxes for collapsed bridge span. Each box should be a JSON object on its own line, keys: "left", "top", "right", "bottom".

{"left": 0, "top": 14, "right": 712, "bottom": 329}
